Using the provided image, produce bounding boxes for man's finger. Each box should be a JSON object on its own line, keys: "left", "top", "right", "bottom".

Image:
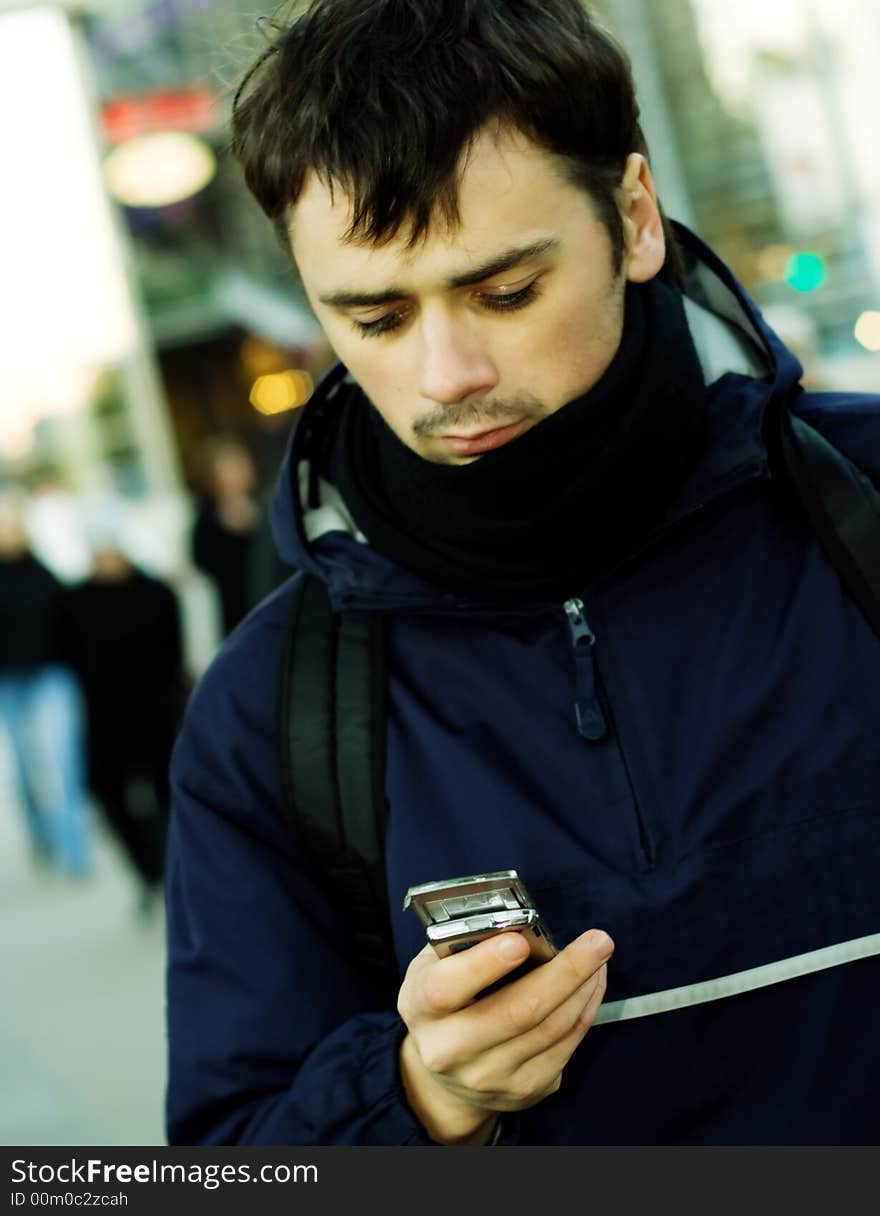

{"left": 460, "top": 963, "right": 608, "bottom": 1107}
{"left": 478, "top": 929, "right": 613, "bottom": 1032}
{"left": 403, "top": 930, "right": 533, "bottom": 1019}
{"left": 489, "top": 962, "right": 608, "bottom": 1073}
{"left": 504, "top": 962, "right": 609, "bottom": 1096}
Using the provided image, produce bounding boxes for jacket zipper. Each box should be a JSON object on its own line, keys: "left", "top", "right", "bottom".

{"left": 563, "top": 597, "right": 654, "bottom": 866}
{"left": 563, "top": 598, "right": 607, "bottom": 742}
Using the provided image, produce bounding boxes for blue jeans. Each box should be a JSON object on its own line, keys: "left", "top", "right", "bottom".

{"left": 0, "top": 664, "right": 92, "bottom": 874}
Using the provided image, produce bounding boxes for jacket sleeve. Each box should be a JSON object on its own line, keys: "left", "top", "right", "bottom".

{"left": 164, "top": 604, "right": 434, "bottom": 1146}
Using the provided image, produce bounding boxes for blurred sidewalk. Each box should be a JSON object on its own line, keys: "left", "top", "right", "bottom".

{"left": 1, "top": 745, "right": 167, "bottom": 1146}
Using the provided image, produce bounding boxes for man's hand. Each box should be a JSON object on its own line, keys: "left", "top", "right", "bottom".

{"left": 397, "top": 928, "right": 613, "bottom": 1144}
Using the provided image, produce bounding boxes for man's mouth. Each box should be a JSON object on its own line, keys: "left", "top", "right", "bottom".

{"left": 437, "top": 419, "right": 528, "bottom": 456}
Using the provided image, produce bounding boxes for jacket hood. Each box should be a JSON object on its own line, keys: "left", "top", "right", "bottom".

{"left": 269, "top": 223, "right": 805, "bottom": 612}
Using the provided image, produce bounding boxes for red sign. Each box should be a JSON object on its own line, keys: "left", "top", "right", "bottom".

{"left": 101, "top": 86, "right": 217, "bottom": 143}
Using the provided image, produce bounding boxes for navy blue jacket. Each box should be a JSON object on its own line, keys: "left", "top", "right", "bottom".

{"left": 166, "top": 230, "right": 880, "bottom": 1145}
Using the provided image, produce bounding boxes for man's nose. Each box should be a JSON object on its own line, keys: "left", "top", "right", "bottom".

{"left": 417, "top": 316, "right": 498, "bottom": 405}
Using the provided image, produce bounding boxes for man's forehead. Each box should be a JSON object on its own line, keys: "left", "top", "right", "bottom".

{"left": 289, "top": 169, "right": 458, "bottom": 265}
{"left": 290, "top": 168, "right": 360, "bottom": 234}
{"left": 288, "top": 126, "right": 584, "bottom": 266}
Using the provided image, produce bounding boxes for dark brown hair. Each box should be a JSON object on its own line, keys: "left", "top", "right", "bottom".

{"left": 231, "top": 0, "right": 681, "bottom": 277}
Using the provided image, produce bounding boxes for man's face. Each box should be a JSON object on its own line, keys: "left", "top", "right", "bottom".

{"left": 290, "top": 127, "right": 648, "bottom": 464}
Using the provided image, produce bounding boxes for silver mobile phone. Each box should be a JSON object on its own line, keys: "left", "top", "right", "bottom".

{"left": 403, "top": 870, "right": 557, "bottom": 967}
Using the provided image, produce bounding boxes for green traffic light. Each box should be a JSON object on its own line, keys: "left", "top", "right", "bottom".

{"left": 785, "top": 251, "right": 827, "bottom": 293}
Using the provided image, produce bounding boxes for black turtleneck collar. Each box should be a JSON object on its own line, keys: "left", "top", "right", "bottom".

{"left": 327, "top": 276, "right": 708, "bottom": 602}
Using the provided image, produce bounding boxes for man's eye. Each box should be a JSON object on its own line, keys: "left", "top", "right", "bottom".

{"left": 350, "top": 281, "right": 540, "bottom": 338}
{"left": 479, "top": 281, "right": 541, "bottom": 313}
{"left": 352, "top": 309, "right": 407, "bottom": 339}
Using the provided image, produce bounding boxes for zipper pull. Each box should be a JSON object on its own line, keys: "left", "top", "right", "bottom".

{"left": 564, "top": 598, "right": 607, "bottom": 742}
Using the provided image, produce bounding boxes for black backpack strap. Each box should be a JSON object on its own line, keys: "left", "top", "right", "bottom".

{"left": 772, "top": 392, "right": 880, "bottom": 638}
{"left": 275, "top": 573, "right": 396, "bottom": 992}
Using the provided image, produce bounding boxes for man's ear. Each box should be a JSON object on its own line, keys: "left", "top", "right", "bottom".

{"left": 619, "top": 153, "right": 665, "bottom": 283}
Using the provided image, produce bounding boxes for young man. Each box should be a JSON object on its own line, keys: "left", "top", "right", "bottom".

{"left": 165, "top": 0, "right": 880, "bottom": 1145}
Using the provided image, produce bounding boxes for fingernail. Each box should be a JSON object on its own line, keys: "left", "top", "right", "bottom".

{"left": 497, "top": 933, "right": 529, "bottom": 961}
{"left": 583, "top": 930, "right": 614, "bottom": 960}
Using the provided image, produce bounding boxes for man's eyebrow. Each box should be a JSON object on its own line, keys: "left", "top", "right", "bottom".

{"left": 447, "top": 238, "right": 559, "bottom": 289}
{"left": 317, "top": 238, "right": 559, "bottom": 309}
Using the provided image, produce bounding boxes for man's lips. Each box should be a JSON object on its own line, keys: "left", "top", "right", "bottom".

{"left": 437, "top": 419, "right": 528, "bottom": 456}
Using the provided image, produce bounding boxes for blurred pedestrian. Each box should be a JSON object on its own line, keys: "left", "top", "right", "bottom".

{"left": 23, "top": 468, "right": 91, "bottom": 584}
{"left": 190, "top": 436, "right": 263, "bottom": 635}
{"left": 61, "top": 526, "right": 184, "bottom": 915}
{"left": 0, "top": 491, "right": 92, "bottom": 876}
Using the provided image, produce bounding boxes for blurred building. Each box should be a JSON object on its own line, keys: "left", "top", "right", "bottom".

{"left": 678, "top": 0, "right": 880, "bottom": 383}
{"left": 0, "top": 1, "right": 176, "bottom": 500}
{"left": 80, "top": 0, "right": 329, "bottom": 495}
{"left": 639, "top": 0, "right": 786, "bottom": 280}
